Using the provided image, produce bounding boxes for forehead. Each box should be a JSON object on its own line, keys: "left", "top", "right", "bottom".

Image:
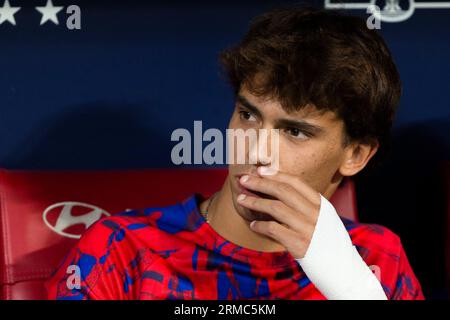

{"left": 238, "top": 86, "right": 341, "bottom": 124}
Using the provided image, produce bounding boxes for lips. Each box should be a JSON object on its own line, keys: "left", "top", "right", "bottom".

{"left": 234, "top": 174, "right": 278, "bottom": 221}
{"left": 235, "top": 174, "right": 275, "bottom": 200}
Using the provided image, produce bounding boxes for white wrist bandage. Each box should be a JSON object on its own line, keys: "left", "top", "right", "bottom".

{"left": 295, "top": 194, "right": 387, "bottom": 300}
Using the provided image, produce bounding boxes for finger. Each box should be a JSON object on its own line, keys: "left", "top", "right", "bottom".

{"left": 257, "top": 167, "right": 321, "bottom": 206}
{"left": 239, "top": 174, "right": 313, "bottom": 215}
{"left": 249, "top": 220, "right": 310, "bottom": 259}
{"left": 237, "top": 194, "right": 303, "bottom": 231}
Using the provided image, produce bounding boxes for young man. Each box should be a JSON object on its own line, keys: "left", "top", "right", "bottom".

{"left": 46, "top": 7, "right": 424, "bottom": 300}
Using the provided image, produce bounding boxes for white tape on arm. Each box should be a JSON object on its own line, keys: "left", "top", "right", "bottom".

{"left": 295, "top": 194, "right": 387, "bottom": 300}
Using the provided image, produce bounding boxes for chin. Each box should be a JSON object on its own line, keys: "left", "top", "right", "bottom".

{"left": 233, "top": 200, "right": 274, "bottom": 222}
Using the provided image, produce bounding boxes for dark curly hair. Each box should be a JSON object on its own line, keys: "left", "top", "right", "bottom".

{"left": 219, "top": 6, "right": 402, "bottom": 171}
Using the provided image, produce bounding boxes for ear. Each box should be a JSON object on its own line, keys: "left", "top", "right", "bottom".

{"left": 339, "top": 140, "right": 379, "bottom": 177}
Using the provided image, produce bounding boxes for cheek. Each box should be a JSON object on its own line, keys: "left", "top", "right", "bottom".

{"left": 276, "top": 142, "right": 312, "bottom": 179}
{"left": 285, "top": 152, "right": 320, "bottom": 177}
{"left": 280, "top": 142, "right": 342, "bottom": 186}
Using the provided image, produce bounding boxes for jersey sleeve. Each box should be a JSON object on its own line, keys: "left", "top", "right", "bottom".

{"left": 45, "top": 217, "right": 135, "bottom": 300}
{"left": 351, "top": 224, "right": 424, "bottom": 300}
{"left": 388, "top": 240, "right": 425, "bottom": 300}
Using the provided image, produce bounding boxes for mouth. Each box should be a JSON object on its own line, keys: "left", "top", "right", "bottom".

{"left": 234, "top": 174, "right": 278, "bottom": 222}
{"left": 235, "top": 174, "right": 276, "bottom": 200}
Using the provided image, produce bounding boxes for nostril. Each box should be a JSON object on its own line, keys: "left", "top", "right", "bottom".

{"left": 257, "top": 158, "right": 271, "bottom": 166}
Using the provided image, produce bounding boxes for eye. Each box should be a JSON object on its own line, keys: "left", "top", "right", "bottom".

{"left": 285, "top": 127, "right": 309, "bottom": 140}
{"left": 239, "top": 110, "right": 257, "bottom": 122}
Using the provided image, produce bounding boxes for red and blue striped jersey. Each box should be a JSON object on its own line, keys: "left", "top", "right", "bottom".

{"left": 46, "top": 194, "right": 424, "bottom": 300}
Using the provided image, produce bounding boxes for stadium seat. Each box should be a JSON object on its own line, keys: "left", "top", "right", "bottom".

{"left": 0, "top": 168, "right": 357, "bottom": 300}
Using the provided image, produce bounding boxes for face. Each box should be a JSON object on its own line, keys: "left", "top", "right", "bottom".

{"left": 227, "top": 85, "right": 349, "bottom": 222}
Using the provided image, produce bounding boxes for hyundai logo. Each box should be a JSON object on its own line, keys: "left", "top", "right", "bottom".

{"left": 43, "top": 201, "right": 110, "bottom": 239}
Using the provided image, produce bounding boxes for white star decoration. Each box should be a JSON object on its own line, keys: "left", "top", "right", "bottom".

{"left": 36, "top": 0, "right": 63, "bottom": 25}
{"left": 0, "top": 0, "right": 21, "bottom": 26}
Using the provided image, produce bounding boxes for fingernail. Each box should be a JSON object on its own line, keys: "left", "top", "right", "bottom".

{"left": 258, "top": 166, "right": 276, "bottom": 176}
{"left": 237, "top": 194, "right": 246, "bottom": 201}
{"left": 240, "top": 175, "right": 249, "bottom": 183}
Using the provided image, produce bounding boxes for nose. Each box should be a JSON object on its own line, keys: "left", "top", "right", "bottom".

{"left": 247, "top": 128, "right": 279, "bottom": 168}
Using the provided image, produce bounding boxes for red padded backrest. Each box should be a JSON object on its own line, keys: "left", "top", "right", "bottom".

{"left": 0, "top": 168, "right": 357, "bottom": 300}
{"left": 329, "top": 177, "right": 358, "bottom": 222}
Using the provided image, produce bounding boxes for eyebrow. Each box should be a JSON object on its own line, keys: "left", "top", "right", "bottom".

{"left": 236, "top": 94, "right": 325, "bottom": 135}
